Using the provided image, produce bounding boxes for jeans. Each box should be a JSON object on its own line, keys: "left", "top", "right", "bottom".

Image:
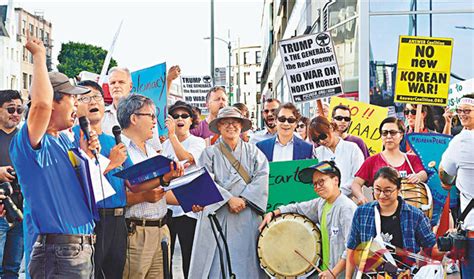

{"left": 28, "top": 239, "right": 94, "bottom": 279}
{"left": 461, "top": 237, "right": 474, "bottom": 279}
{"left": 0, "top": 218, "right": 24, "bottom": 279}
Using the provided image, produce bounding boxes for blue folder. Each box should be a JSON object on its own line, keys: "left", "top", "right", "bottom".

{"left": 113, "top": 155, "right": 175, "bottom": 184}
{"left": 164, "top": 168, "right": 224, "bottom": 213}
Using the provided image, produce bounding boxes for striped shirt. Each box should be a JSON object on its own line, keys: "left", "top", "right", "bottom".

{"left": 122, "top": 135, "right": 167, "bottom": 220}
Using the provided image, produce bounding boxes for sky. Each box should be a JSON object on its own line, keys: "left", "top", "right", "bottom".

{"left": 4, "top": 0, "right": 264, "bottom": 75}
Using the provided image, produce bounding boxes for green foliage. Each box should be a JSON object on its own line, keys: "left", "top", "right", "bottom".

{"left": 57, "top": 42, "right": 118, "bottom": 77}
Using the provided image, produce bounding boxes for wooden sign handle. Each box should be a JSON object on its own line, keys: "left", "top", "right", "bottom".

{"left": 317, "top": 99, "right": 325, "bottom": 117}
{"left": 414, "top": 105, "right": 423, "bottom": 133}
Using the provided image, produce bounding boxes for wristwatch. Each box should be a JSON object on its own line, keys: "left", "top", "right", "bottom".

{"left": 160, "top": 175, "right": 170, "bottom": 187}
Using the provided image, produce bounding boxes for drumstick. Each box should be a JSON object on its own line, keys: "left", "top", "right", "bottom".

{"left": 293, "top": 249, "right": 336, "bottom": 279}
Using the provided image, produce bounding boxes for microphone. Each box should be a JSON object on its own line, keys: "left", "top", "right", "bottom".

{"left": 78, "top": 116, "right": 97, "bottom": 156}
{"left": 112, "top": 125, "right": 122, "bottom": 145}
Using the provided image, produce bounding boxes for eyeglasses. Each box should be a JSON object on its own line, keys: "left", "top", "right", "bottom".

{"left": 78, "top": 95, "right": 103, "bottom": 103}
{"left": 277, "top": 116, "right": 297, "bottom": 124}
{"left": 171, "top": 113, "right": 190, "bottom": 119}
{"left": 456, "top": 108, "right": 472, "bottom": 115}
{"left": 311, "top": 133, "right": 328, "bottom": 143}
{"left": 5, "top": 106, "right": 25, "bottom": 115}
{"left": 296, "top": 124, "right": 306, "bottom": 129}
{"left": 219, "top": 119, "right": 241, "bottom": 127}
{"left": 263, "top": 109, "right": 276, "bottom": 114}
{"left": 374, "top": 188, "right": 397, "bottom": 196}
{"left": 333, "top": 116, "right": 351, "bottom": 122}
{"left": 313, "top": 178, "right": 328, "bottom": 187}
{"left": 404, "top": 109, "right": 417, "bottom": 116}
{"left": 381, "top": 130, "right": 401, "bottom": 137}
{"left": 134, "top": 112, "right": 156, "bottom": 120}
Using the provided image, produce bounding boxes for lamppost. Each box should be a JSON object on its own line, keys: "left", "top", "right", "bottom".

{"left": 204, "top": 36, "right": 233, "bottom": 105}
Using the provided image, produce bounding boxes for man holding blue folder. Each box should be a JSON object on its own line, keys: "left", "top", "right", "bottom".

{"left": 10, "top": 37, "right": 99, "bottom": 278}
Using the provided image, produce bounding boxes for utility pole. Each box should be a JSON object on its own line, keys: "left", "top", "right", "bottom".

{"left": 210, "top": 0, "right": 215, "bottom": 83}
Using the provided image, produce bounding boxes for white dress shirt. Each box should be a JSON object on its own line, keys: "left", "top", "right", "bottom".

{"left": 272, "top": 136, "right": 294, "bottom": 162}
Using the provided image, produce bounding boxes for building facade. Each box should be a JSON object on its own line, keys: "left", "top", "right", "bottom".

{"left": 232, "top": 45, "right": 262, "bottom": 128}
{"left": 0, "top": 4, "right": 22, "bottom": 93}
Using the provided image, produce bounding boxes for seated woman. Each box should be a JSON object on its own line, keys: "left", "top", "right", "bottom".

{"left": 310, "top": 116, "right": 364, "bottom": 196}
{"left": 345, "top": 167, "right": 436, "bottom": 278}
{"left": 351, "top": 117, "right": 428, "bottom": 205}
{"left": 260, "top": 161, "right": 356, "bottom": 279}
{"left": 256, "top": 102, "right": 313, "bottom": 162}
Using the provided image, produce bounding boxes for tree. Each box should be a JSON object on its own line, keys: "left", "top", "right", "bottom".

{"left": 57, "top": 42, "right": 118, "bottom": 78}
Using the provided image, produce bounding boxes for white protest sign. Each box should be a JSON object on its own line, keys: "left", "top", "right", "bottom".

{"left": 181, "top": 75, "right": 213, "bottom": 115}
{"left": 447, "top": 78, "right": 473, "bottom": 110}
{"left": 279, "top": 32, "right": 343, "bottom": 103}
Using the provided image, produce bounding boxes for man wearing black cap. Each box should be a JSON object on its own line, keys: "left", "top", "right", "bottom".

{"left": 9, "top": 38, "right": 100, "bottom": 278}
{"left": 259, "top": 161, "right": 356, "bottom": 279}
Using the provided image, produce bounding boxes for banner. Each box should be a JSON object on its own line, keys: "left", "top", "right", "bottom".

{"left": 406, "top": 133, "right": 457, "bottom": 226}
{"left": 395, "top": 35, "right": 453, "bottom": 106}
{"left": 267, "top": 159, "right": 319, "bottom": 212}
{"left": 130, "top": 62, "right": 167, "bottom": 135}
{"left": 329, "top": 97, "right": 388, "bottom": 156}
{"left": 279, "top": 32, "right": 343, "bottom": 103}
{"left": 447, "top": 78, "right": 474, "bottom": 110}
{"left": 181, "top": 75, "right": 213, "bottom": 115}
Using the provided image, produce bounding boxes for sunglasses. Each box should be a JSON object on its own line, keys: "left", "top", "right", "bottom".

{"left": 263, "top": 109, "right": 276, "bottom": 114}
{"left": 5, "top": 106, "right": 25, "bottom": 115}
{"left": 296, "top": 124, "right": 306, "bottom": 129}
{"left": 404, "top": 109, "right": 417, "bottom": 116}
{"left": 277, "top": 116, "right": 297, "bottom": 124}
{"left": 171, "top": 113, "right": 190, "bottom": 119}
{"left": 381, "top": 130, "right": 400, "bottom": 137}
{"left": 333, "top": 116, "right": 351, "bottom": 122}
{"left": 312, "top": 133, "right": 328, "bottom": 143}
{"left": 456, "top": 108, "right": 472, "bottom": 115}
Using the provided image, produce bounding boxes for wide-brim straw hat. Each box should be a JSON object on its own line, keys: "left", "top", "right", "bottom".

{"left": 208, "top": 107, "right": 252, "bottom": 134}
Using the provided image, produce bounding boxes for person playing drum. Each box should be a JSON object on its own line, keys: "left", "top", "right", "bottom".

{"left": 345, "top": 167, "right": 436, "bottom": 278}
{"left": 259, "top": 161, "right": 357, "bottom": 279}
{"left": 351, "top": 117, "right": 428, "bottom": 205}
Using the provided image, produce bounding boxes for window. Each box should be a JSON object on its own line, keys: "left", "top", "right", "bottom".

{"left": 244, "top": 72, "right": 250, "bottom": 85}
{"left": 256, "top": 71, "right": 261, "bottom": 84}
{"left": 256, "top": 51, "right": 261, "bottom": 64}
{"left": 235, "top": 53, "right": 239, "bottom": 64}
{"left": 243, "top": 52, "right": 249, "bottom": 64}
{"left": 22, "top": 20, "right": 26, "bottom": 35}
{"left": 40, "top": 29, "right": 44, "bottom": 41}
{"left": 29, "top": 24, "right": 34, "bottom": 36}
{"left": 23, "top": 73, "right": 28, "bottom": 89}
{"left": 29, "top": 75, "right": 33, "bottom": 87}
{"left": 22, "top": 47, "right": 27, "bottom": 61}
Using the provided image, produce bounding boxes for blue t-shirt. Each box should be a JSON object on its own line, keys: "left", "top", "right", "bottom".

{"left": 72, "top": 125, "right": 133, "bottom": 208}
{"left": 9, "top": 124, "right": 95, "bottom": 235}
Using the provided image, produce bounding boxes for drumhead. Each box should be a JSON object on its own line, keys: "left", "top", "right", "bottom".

{"left": 258, "top": 213, "right": 322, "bottom": 277}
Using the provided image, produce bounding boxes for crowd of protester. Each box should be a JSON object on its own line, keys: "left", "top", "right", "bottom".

{"left": 0, "top": 37, "right": 473, "bottom": 279}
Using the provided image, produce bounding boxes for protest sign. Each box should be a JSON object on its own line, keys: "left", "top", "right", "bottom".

{"left": 395, "top": 35, "right": 453, "bottom": 106}
{"left": 267, "top": 159, "right": 319, "bottom": 212}
{"left": 329, "top": 97, "right": 388, "bottom": 156}
{"left": 279, "top": 32, "right": 343, "bottom": 103}
{"left": 181, "top": 75, "right": 213, "bottom": 115}
{"left": 130, "top": 62, "right": 167, "bottom": 135}
{"left": 447, "top": 78, "right": 474, "bottom": 110}
{"left": 406, "top": 133, "right": 456, "bottom": 226}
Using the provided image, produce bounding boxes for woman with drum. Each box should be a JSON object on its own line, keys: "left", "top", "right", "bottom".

{"left": 310, "top": 116, "right": 365, "bottom": 197}
{"left": 345, "top": 167, "right": 436, "bottom": 278}
{"left": 351, "top": 117, "right": 428, "bottom": 205}
{"left": 188, "top": 107, "right": 269, "bottom": 278}
{"left": 256, "top": 102, "right": 313, "bottom": 162}
{"left": 259, "top": 161, "right": 357, "bottom": 279}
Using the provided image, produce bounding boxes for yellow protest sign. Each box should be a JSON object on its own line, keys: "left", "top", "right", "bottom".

{"left": 329, "top": 97, "right": 388, "bottom": 156}
{"left": 395, "top": 35, "right": 453, "bottom": 106}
